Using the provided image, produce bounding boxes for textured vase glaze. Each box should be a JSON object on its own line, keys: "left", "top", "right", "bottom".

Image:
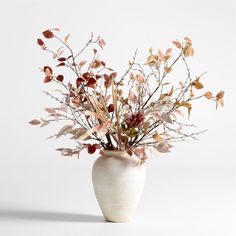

{"left": 92, "top": 150, "right": 146, "bottom": 222}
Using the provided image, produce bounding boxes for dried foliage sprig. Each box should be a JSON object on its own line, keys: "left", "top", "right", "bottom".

{"left": 30, "top": 28, "right": 224, "bottom": 164}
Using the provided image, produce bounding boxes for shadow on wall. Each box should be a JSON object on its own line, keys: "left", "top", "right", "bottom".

{"left": 0, "top": 208, "right": 104, "bottom": 223}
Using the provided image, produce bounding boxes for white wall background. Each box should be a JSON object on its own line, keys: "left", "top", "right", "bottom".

{"left": 0, "top": 0, "right": 235, "bottom": 235}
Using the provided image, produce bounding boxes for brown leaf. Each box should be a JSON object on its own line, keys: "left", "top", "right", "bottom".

{"left": 37, "top": 38, "right": 44, "bottom": 46}
{"left": 104, "top": 76, "right": 112, "bottom": 88}
{"left": 216, "top": 91, "right": 225, "bottom": 99}
{"left": 152, "top": 133, "right": 163, "bottom": 142}
{"left": 87, "top": 144, "right": 98, "bottom": 154}
{"left": 56, "top": 62, "right": 65, "bottom": 67}
{"left": 153, "top": 143, "right": 172, "bottom": 153}
{"left": 91, "top": 60, "right": 102, "bottom": 69}
{"left": 40, "top": 120, "right": 50, "bottom": 128}
{"left": 44, "top": 76, "right": 53, "bottom": 83}
{"left": 58, "top": 57, "right": 67, "bottom": 61}
{"left": 42, "top": 30, "right": 54, "bottom": 39}
{"left": 183, "top": 46, "right": 194, "bottom": 57}
{"left": 29, "top": 119, "right": 41, "bottom": 125}
{"left": 193, "top": 81, "right": 204, "bottom": 89}
{"left": 108, "top": 104, "right": 114, "bottom": 112}
{"left": 181, "top": 101, "right": 192, "bottom": 109}
{"left": 172, "top": 41, "right": 182, "bottom": 49}
{"left": 76, "top": 77, "right": 85, "bottom": 87}
{"left": 45, "top": 108, "right": 56, "bottom": 114}
{"left": 184, "top": 37, "right": 192, "bottom": 46}
{"left": 110, "top": 72, "right": 117, "bottom": 79}
{"left": 43, "top": 66, "right": 53, "bottom": 76}
{"left": 56, "top": 125, "right": 73, "bottom": 138}
{"left": 161, "top": 112, "right": 173, "bottom": 124}
{"left": 164, "top": 66, "right": 172, "bottom": 73}
{"left": 86, "top": 77, "right": 97, "bottom": 88}
{"left": 69, "top": 127, "right": 87, "bottom": 138}
{"left": 181, "top": 101, "right": 192, "bottom": 118}
{"left": 56, "top": 75, "right": 64, "bottom": 82}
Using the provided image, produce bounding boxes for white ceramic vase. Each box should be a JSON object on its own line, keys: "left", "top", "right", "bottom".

{"left": 92, "top": 150, "right": 146, "bottom": 222}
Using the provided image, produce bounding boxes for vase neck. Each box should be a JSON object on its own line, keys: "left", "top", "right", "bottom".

{"left": 101, "top": 150, "right": 130, "bottom": 159}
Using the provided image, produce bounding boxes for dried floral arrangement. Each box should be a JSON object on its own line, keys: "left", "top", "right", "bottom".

{"left": 30, "top": 28, "right": 224, "bottom": 164}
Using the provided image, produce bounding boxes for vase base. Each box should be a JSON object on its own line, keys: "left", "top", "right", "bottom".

{"left": 105, "top": 217, "right": 130, "bottom": 223}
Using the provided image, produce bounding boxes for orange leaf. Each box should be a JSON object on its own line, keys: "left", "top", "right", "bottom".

{"left": 164, "top": 67, "right": 172, "bottom": 73}
{"left": 193, "top": 81, "right": 204, "bottom": 89}
{"left": 204, "top": 91, "right": 213, "bottom": 99}
{"left": 152, "top": 133, "right": 163, "bottom": 142}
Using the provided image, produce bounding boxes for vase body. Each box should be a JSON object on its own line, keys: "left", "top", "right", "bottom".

{"left": 92, "top": 150, "right": 146, "bottom": 222}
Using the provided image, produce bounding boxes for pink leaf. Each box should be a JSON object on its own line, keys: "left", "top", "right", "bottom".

{"left": 78, "top": 60, "right": 87, "bottom": 68}
{"left": 165, "top": 48, "right": 172, "bottom": 55}
{"left": 45, "top": 108, "right": 56, "bottom": 115}
{"left": 172, "top": 41, "right": 182, "bottom": 49}
{"left": 98, "top": 38, "right": 106, "bottom": 46}
{"left": 129, "top": 92, "right": 138, "bottom": 104}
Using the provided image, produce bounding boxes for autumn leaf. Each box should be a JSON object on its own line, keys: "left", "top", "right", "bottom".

{"left": 76, "top": 77, "right": 85, "bottom": 87}
{"left": 217, "top": 98, "right": 224, "bottom": 107}
{"left": 43, "top": 66, "right": 53, "bottom": 76}
{"left": 164, "top": 66, "right": 172, "bottom": 73}
{"left": 216, "top": 91, "right": 224, "bottom": 99}
{"left": 108, "top": 104, "right": 114, "bottom": 112}
{"left": 86, "top": 77, "right": 97, "bottom": 88}
{"left": 64, "top": 34, "right": 70, "bottom": 44}
{"left": 87, "top": 144, "right": 99, "bottom": 154}
{"left": 37, "top": 38, "right": 44, "bottom": 46}
{"left": 161, "top": 112, "right": 173, "bottom": 124}
{"left": 165, "top": 48, "right": 172, "bottom": 55}
{"left": 29, "top": 119, "right": 41, "bottom": 125}
{"left": 136, "top": 74, "right": 145, "bottom": 83}
{"left": 110, "top": 72, "right": 117, "bottom": 79}
{"left": 216, "top": 91, "right": 225, "bottom": 107}
{"left": 98, "top": 38, "right": 106, "bottom": 46}
{"left": 129, "top": 92, "right": 138, "bottom": 104}
{"left": 204, "top": 91, "right": 213, "bottom": 99}
{"left": 78, "top": 60, "right": 87, "bottom": 68}
{"left": 192, "top": 81, "right": 204, "bottom": 89}
{"left": 181, "top": 101, "right": 192, "bottom": 118}
{"left": 42, "top": 30, "right": 54, "bottom": 39}
{"left": 56, "top": 125, "right": 73, "bottom": 138}
{"left": 152, "top": 133, "right": 163, "bottom": 142}
{"left": 104, "top": 75, "right": 112, "bottom": 88}
{"left": 44, "top": 76, "right": 53, "bottom": 83}
{"left": 153, "top": 143, "right": 172, "bottom": 153}
{"left": 184, "top": 37, "right": 192, "bottom": 46}
{"left": 183, "top": 46, "right": 194, "bottom": 57}
{"left": 91, "top": 60, "right": 102, "bottom": 69}
{"left": 172, "top": 41, "right": 182, "bottom": 49}
{"left": 56, "top": 75, "right": 64, "bottom": 82}
{"left": 58, "top": 57, "right": 67, "bottom": 61}
{"left": 56, "top": 62, "right": 65, "bottom": 67}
